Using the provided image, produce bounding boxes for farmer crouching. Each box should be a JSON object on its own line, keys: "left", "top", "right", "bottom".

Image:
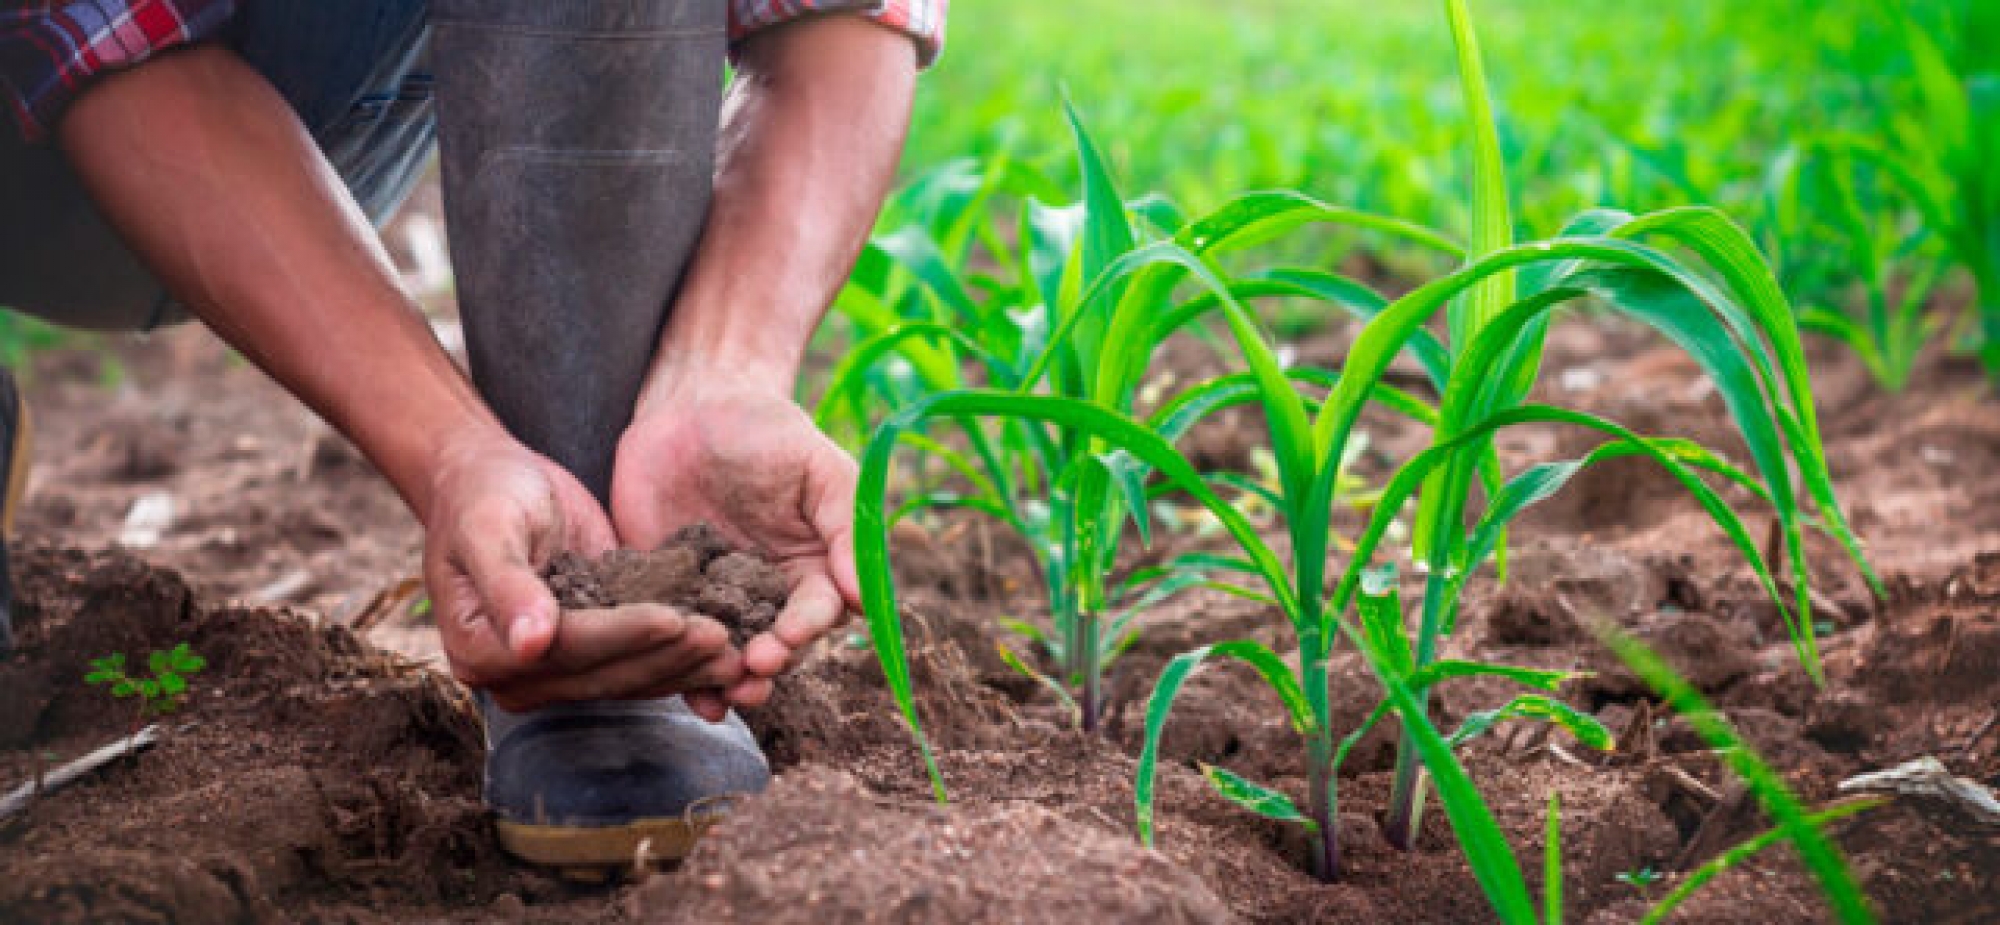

{"left": 0, "top": 0, "right": 940, "bottom": 870}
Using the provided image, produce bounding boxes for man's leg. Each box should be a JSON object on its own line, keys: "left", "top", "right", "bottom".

{"left": 433, "top": 0, "right": 722, "bottom": 500}
{"left": 429, "top": 0, "right": 767, "bottom": 870}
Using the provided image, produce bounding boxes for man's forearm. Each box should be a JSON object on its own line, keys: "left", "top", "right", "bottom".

{"left": 638, "top": 15, "right": 919, "bottom": 406}
{"left": 58, "top": 45, "right": 506, "bottom": 520}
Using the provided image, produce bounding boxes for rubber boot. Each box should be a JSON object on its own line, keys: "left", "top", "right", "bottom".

{"left": 0, "top": 366, "right": 27, "bottom": 655}
{"left": 430, "top": 0, "right": 766, "bottom": 872}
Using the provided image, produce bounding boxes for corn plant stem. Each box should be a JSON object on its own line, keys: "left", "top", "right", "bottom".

{"left": 1301, "top": 598, "right": 1339, "bottom": 880}
{"left": 1384, "top": 568, "right": 1452, "bottom": 850}
{"left": 1079, "top": 610, "right": 1104, "bottom": 731}
{"left": 1306, "top": 716, "right": 1339, "bottom": 881}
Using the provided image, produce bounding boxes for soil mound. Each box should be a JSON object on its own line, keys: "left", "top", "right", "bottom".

{"left": 542, "top": 523, "right": 789, "bottom": 646}
{"left": 642, "top": 767, "right": 1237, "bottom": 924}
{"left": 0, "top": 546, "right": 578, "bottom": 923}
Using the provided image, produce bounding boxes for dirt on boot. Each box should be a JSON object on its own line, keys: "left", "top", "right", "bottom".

{"left": 541, "top": 524, "right": 789, "bottom": 647}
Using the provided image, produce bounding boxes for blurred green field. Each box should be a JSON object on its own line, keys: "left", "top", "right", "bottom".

{"left": 906, "top": 0, "right": 1951, "bottom": 239}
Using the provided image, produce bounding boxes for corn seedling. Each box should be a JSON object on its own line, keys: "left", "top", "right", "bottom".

{"left": 824, "top": 138, "right": 1203, "bottom": 730}
{"left": 857, "top": 0, "right": 1881, "bottom": 918}
{"left": 1784, "top": 148, "right": 1945, "bottom": 391}
{"left": 1830, "top": 2, "right": 1999, "bottom": 376}
{"left": 1288, "top": 0, "right": 1886, "bottom": 861}
{"left": 833, "top": 108, "right": 1434, "bottom": 730}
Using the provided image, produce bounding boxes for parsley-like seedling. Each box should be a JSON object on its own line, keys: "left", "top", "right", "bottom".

{"left": 84, "top": 642, "right": 207, "bottom": 729}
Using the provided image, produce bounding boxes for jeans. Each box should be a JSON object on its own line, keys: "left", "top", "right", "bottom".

{"left": 0, "top": 0, "right": 437, "bottom": 330}
{"left": 2, "top": 1, "right": 726, "bottom": 500}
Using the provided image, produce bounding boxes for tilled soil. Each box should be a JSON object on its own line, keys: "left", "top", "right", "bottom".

{"left": 3, "top": 316, "right": 1998, "bottom": 922}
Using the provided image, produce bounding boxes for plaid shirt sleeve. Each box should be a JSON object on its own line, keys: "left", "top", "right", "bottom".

{"left": 2, "top": 0, "right": 236, "bottom": 141}
{"left": 3, "top": 0, "right": 945, "bottom": 141}
{"left": 730, "top": 0, "right": 946, "bottom": 67}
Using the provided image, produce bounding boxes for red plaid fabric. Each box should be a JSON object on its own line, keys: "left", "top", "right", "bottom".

{"left": 2, "top": 0, "right": 946, "bottom": 141}
{"left": 1, "top": 0, "right": 235, "bottom": 140}
{"left": 731, "top": 0, "right": 945, "bottom": 65}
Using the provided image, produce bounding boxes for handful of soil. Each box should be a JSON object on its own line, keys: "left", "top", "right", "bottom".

{"left": 542, "top": 524, "right": 789, "bottom": 647}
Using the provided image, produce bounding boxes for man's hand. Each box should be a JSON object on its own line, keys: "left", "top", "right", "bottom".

{"left": 611, "top": 376, "right": 862, "bottom": 711}
{"left": 423, "top": 430, "right": 745, "bottom": 716}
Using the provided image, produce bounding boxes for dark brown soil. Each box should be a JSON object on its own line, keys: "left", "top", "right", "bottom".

{"left": 541, "top": 524, "right": 789, "bottom": 647}
{"left": 5, "top": 292, "right": 1999, "bottom": 921}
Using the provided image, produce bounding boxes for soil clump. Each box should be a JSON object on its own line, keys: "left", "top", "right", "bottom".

{"left": 541, "top": 524, "right": 788, "bottom": 646}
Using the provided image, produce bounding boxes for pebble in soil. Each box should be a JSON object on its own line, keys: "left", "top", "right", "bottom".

{"left": 541, "top": 523, "right": 790, "bottom": 646}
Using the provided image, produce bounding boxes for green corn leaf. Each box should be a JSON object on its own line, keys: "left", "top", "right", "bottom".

{"left": 1609, "top": 206, "right": 1878, "bottom": 596}
{"left": 1332, "top": 405, "right": 1796, "bottom": 690}
{"left": 1442, "top": 0, "right": 1516, "bottom": 347}
{"left": 1096, "top": 450, "right": 1154, "bottom": 547}
{"left": 874, "top": 225, "right": 983, "bottom": 324}
{"left": 1259, "top": 268, "right": 1452, "bottom": 390}
{"left": 159, "top": 672, "right": 187, "bottom": 696}
{"left": 110, "top": 680, "right": 137, "bottom": 698}
{"left": 1357, "top": 564, "right": 1414, "bottom": 678}
{"left": 1023, "top": 199, "right": 1085, "bottom": 326}
{"left": 1332, "top": 699, "right": 1393, "bottom": 778}
{"left": 1201, "top": 764, "right": 1317, "bottom": 832}
{"left": 1545, "top": 792, "right": 1564, "bottom": 925}
{"left": 813, "top": 322, "right": 992, "bottom": 427}
{"left": 1176, "top": 189, "right": 1464, "bottom": 260}
{"left": 1348, "top": 622, "right": 1540, "bottom": 923}
{"left": 996, "top": 642, "right": 1079, "bottom": 721}
{"left": 896, "top": 431, "right": 1014, "bottom": 513}
{"left": 998, "top": 617, "right": 1055, "bottom": 652}
{"left": 1136, "top": 639, "right": 1312, "bottom": 846}
{"left": 1639, "top": 798, "right": 1884, "bottom": 925}
{"left": 1196, "top": 581, "right": 1281, "bottom": 608}
{"left": 1447, "top": 694, "right": 1612, "bottom": 751}
{"left": 1408, "top": 660, "right": 1580, "bottom": 693}
{"left": 860, "top": 391, "right": 1296, "bottom": 802}
{"left": 1599, "top": 627, "right": 1874, "bottom": 924}
{"left": 137, "top": 679, "right": 161, "bottom": 700}
{"left": 1129, "top": 192, "right": 1186, "bottom": 237}
{"left": 1209, "top": 471, "right": 1284, "bottom": 511}
{"left": 1063, "top": 97, "right": 1136, "bottom": 294}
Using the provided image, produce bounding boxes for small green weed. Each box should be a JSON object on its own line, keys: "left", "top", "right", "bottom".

{"left": 84, "top": 643, "right": 207, "bottom": 723}
{"left": 1616, "top": 866, "right": 1663, "bottom": 894}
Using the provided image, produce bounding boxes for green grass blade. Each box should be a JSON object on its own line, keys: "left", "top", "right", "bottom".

{"left": 1545, "top": 791, "right": 1563, "bottom": 925}
{"left": 1599, "top": 627, "right": 1875, "bottom": 924}
{"left": 1639, "top": 798, "right": 1884, "bottom": 925}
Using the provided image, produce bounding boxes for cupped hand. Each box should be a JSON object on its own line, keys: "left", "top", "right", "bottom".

{"left": 612, "top": 376, "right": 861, "bottom": 710}
{"left": 421, "top": 430, "right": 744, "bottom": 717}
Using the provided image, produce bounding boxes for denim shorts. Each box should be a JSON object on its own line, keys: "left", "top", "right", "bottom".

{"left": 0, "top": 1, "right": 438, "bottom": 331}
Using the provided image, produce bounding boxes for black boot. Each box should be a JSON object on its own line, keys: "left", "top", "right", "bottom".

{"left": 430, "top": 0, "right": 766, "bottom": 871}
{"left": 0, "top": 366, "right": 27, "bottom": 655}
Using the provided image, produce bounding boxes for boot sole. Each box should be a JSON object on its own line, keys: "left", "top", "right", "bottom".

{"left": 495, "top": 814, "right": 721, "bottom": 873}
